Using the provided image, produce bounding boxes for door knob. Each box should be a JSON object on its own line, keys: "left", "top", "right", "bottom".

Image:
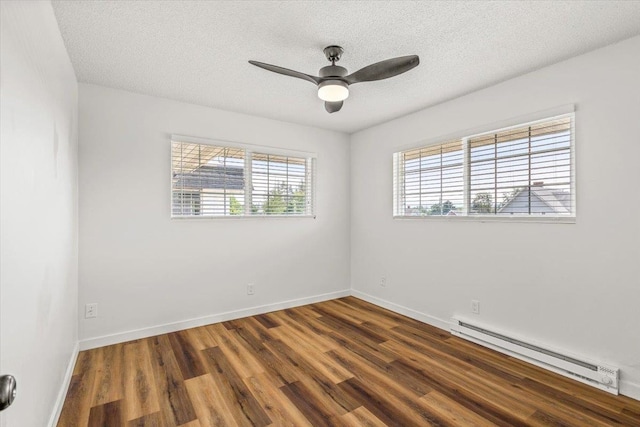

{"left": 0, "top": 375, "right": 16, "bottom": 411}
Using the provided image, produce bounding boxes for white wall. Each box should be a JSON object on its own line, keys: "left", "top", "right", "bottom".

{"left": 78, "top": 84, "right": 350, "bottom": 343}
{"left": 0, "top": 2, "right": 78, "bottom": 426}
{"left": 350, "top": 36, "right": 640, "bottom": 398}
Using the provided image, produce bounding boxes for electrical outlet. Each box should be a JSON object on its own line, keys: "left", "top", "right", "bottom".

{"left": 380, "top": 276, "right": 387, "bottom": 287}
{"left": 85, "top": 303, "right": 98, "bottom": 319}
{"left": 471, "top": 300, "right": 480, "bottom": 315}
{"left": 247, "top": 283, "right": 255, "bottom": 295}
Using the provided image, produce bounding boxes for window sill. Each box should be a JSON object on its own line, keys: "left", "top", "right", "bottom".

{"left": 393, "top": 215, "right": 576, "bottom": 224}
{"left": 171, "top": 214, "right": 316, "bottom": 220}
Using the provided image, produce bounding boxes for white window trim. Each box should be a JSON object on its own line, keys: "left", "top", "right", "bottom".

{"left": 393, "top": 214, "right": 576, "bottom": 224}
{"left": 170, "top": 135, "right": 317, "bottom": 220}
{"left": 393, "top": 108, "right": 576, "bottom": 223}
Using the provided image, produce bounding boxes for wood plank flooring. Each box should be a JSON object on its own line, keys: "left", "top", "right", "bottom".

{"left": 58, "top": 297, "right": 640, "bottom": 426}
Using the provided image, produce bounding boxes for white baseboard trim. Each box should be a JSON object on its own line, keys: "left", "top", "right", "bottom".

{"left": 79, "top": 289, "right": 351, "bottom": 351}
{"left": 351, "top": 290, "right": 451, "bottom": 332}
{"left": 620, "top": 379, "right": 640, "bottom": 401}
{"left": 48, "top": 341, "right": 79, "bottom": 427}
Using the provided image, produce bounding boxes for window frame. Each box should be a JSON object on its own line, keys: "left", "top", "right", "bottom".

{"left": 171, "top": 134, "right": 317, "bottom": 219}
{"left": 393, "top": 110, "right": 576, "bottom": 223}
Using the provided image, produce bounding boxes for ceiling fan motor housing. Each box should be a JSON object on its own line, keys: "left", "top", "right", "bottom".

{"left": 319, "top": 65, "right": 348, "bottom": 79}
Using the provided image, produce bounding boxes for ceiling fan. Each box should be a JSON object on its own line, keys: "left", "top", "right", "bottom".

{"left": 249, "top": 46, "right": 420, "bottom": 113}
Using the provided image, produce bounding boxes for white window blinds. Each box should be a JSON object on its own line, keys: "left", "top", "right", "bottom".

{"left": 393, "top": 113, "right": 574, "bottom": 219}
{"left": 171, "top": 139, "right": 315, "bottom": 218}
{"left": 469, "top": 116, "right": 572, "bottom": 216}
{"left": 251, "top": 153, "right": 315, "bottom": 216}
{"left": 393, "top": 140, "right": 464, "bottom": 216}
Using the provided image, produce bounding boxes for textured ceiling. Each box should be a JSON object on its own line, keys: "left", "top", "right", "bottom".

{"left": 52, "top": 1, "right": 640, "bottom": 133}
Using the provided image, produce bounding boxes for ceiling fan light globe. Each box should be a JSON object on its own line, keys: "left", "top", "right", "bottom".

{"left": 318, "top": 80, "right": 349, "bottom": 102}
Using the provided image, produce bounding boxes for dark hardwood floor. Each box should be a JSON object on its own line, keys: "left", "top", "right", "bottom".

{"left": 58, "top": 297, "right": 640, "bottom": 426}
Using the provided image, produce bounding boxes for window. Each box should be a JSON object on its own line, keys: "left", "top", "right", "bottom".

{"left": 393, "top": 140, "right": 464, "bottom": 216}
{"left": 251, "top": 153, "right": 313, "bottom": 215}
{"left": 394, "top": 114, "right": 574, "bottom": 220}
{"left": 172, "top": 138, "right": 315, "bottom": 218}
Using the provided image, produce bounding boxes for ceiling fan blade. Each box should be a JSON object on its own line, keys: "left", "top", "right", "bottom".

{"left": 325, "top": 101, "right": 343, "bottom": 114}
{"left": 248, "top": 60, "right": 320, "bottom": 85}
{"left": 344, "top": 55, "right": 419, "bottom": 85}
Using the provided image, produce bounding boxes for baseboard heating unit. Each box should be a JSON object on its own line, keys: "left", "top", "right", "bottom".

{"left": 450, "top": 318, "right": 619, "bottom": 394}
